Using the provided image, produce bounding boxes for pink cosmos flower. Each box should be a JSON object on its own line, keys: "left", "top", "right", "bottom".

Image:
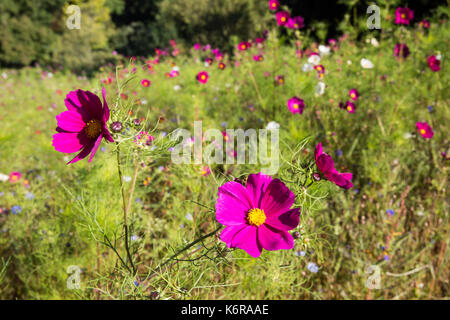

{"left": 314, "top": 64, "right": 325, "bottom": 74}
{"left": 349, "top": 89, "right": 359, "bottom": 101}
{"left": 394, "top": 43, "right": 410, "bottom": 59}
{"left": 9, "top": 171, "right": 21, "bottom": 183}
{"left": 315, "top": 143, "right": 353, "bottom": 189}
{"left": 201, "top": 166, "right": 211, "bottom": 176}
{"left": 427, "top": 56, "right": 441, "bottom": 72}
{"left": 196, "top": 71, "right": 209, "bottom": 84}
{"left": 52, "top": 88, "right": 114, "bottom": 164}
{"left": 216, "top": 173, "right": 300, "bottom": 258}
{"left": 416, "top": 122, "right": 434, "bottom": 139}
{"left": 253, "top": 55, "right": 264, "bottom": 62}
{"left": 268, "top": 0, "right": 280, "bottom": 11}
{"left": 193, "top": 43, "right": 201, "bottom": 51}
{"left": 287, "top": 97, "right": 305, "bottom": 114}
{"left": 238, "top": 41, "right": 250, "bottom": 51}
{"left": 340, "top": 101, "right": 356, "bottom": 113}
{"left": 205, "top": 57, "right": 213, "bottom": 65}
{"left": 287, "top": 16, "right": 305, "bottom": 29}
{"left": 275, "top": 75, "right": 284, "bottom": 85}
{"left": 141, "top": 79, "right": 151, "bottom": 87}
{"left": 395, "top": 7, "right": 414, "bottom": 25}
{"left": 169, "top": 70, "right": 179, "bottom": 78}
{"left": 276, "top": 11, "right": 290, "bottom": 26}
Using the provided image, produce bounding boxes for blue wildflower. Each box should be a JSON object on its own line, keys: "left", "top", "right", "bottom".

{"left": 427, "top": 105, "right": 433, "bottom": 112}
{"left": 25, "top": 192, "right": 35, "bottom": 200}
{"left": 335, "top": 149, "right": 343, "bottom": 157}
{"left": 386, "top": 209, "right": 394, "bottom": 216}
{"left": 307, "top": 262, "right": 319, "bottom": 273}
{"left": 11, "top": 205, "right": 22, "bottom": 214}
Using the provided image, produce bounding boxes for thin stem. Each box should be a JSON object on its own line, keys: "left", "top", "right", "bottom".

{"left": 148, "top": 225, "right": 222, "bottom": 280}
{"left": 116, "top": 143, "right": 137, "bottom": 275}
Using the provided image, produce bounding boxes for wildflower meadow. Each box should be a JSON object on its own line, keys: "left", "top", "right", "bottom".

{"left": 0, "top": 0, "right": 448, "bottom": 302}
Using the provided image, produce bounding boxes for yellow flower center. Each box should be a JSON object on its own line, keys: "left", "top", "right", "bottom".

{"left": 201, "top": 75, "right": 206, "bottom": 80}
{"left": 293, "top": 103, "right": 299, "bottom": 109}
{"left": 247, "top": 208, "right": 266, "bottom": 226}
{"left": 351, "top": 93, "right": 355, "bottom": 98}
{"left": 420, "top": 129, "right": 426, "bottom": 135}
{"left": 401, "top": 14, "right": 406, "bottom": 19}
{"left": 347, "top": 105, "right": 352, "bottom": 111}
{"left": 84, "top": 119, "right": 102, "bottom": 139}
{"left": 281, "top": 17, "right": 286, "bottom": 22}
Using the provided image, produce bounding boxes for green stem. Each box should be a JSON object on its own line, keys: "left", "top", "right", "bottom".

{"left": 116, "top": 143, "right": 137, "bottom": 275}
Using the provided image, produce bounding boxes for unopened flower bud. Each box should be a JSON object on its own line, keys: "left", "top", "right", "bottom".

{"left": 133, "top": 118, "right": 141, "bottom": 126}
{"left": 110, "top": 121, "right": 123, "bottom": 133}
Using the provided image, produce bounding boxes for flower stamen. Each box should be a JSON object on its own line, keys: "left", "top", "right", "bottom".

{"left": 247, "top": 208, "right": 266, "bottom": 226}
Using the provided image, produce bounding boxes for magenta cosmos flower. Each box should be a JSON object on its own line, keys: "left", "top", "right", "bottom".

{"left": 52, "top": 88, "right": 114, "bottom": 164}
{"left": 395, "top": 7, "right": 414, "bottom": 25}
{"left": 287, "top": 16, "right": 305, "bottom": 29}
{"left": 268, "top": 0, "right": 279, "bottom": 11}
{"left": 287, "top": 96, "right": 305, "bottom": 114}
{"left": 276, "top": 11, "right": 290, "bottom": 26}
{"left": 216, "top": 173, "right": 300, "bottom": 258}
{"left": 416, "top": 122, "right": 434, "bottom": 139}
{"left": 253, "top": 55, "right": 264, "bottom": 62}
{"left": 238, "top": 41, "right": 250, "bottom": 51}
{"left": 340, "top": 101, "right": 356, "bottom": 113}
{"left": 141, "top": 79, "right": 151, "bottom": 87}
{"left": 394, "top": 43, "right": 410, "bottom": 59}
{"left": 315, "top": 143, "right": 353, "bottom": 189}
{"left": 196, "top": 71, "right": 209, "bottom": 84}
{"left": 349, "top": 89, "right": 359, "bottom": 101}
{"left": 9, "top": 171, "right": 21, "bottom": 183}
{"left": 427, "top": 56, "right": 441, "bottom": 72}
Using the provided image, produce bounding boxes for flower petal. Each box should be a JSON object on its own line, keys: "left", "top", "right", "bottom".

{"left": 67, "top": 140, "right": 95, "bottom": 164}
{"left": 65, "top": 90, "right": 102, "bottom": 120}
{"left": 260, "top": 179, "right": 295, "bottom": 217}
{"left": 220, "top": 224, "right": 247, "bottom": 246}
{"left": 246, "top": 172, "right": 272, "bottom": 208}
{"left": 316, "top": 153, "right": 334, "bottom": 174}
{"left": 215, "top": 181, "right": 252, "bottom": 226}
{"left": 230, "top": 225, "right": 262, "bottom": 258}
{"left": 315, "top": 142, "right": 323, "bottom": 161}
{"left": 258, "top": 224, "right": 294, "bottom": 251}
{"left": 265, "top": 208, "right": 300, "bottom": 231}
{"left": 52, "top": 132, "right": 85, "bottom": 153}
{"left": 56, "top": 111, "right": 85, "bottom": 133}
{"left": 102, "top": 87, "right": 110, "bottom": 122}
{"left": 88, "top": 134, "right": 103, "bottom": 162}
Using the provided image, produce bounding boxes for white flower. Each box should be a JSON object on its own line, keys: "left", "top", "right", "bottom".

{"left": 0, "top": 173, "right": 9, "bottom": 182}
{"left": 141, "top": 99, "right": 148, "bottom": 105}
{"left": 47, "top": 72, "right": 53, "bottom": 78}
{"left": 302, "top": 63, "right": 313, "bottom": 72}
{"left": 307, "top": 54, "right": 321, "bottom": 65}
{"left": 266, "top": 121, "right": 280, "bottom": 131}
{"left": 172, "top": 66, "right": 179, "bottom": 71}
{"left": 318, "top": 45, "right": 330, "bottom": 55}
{"left": 361, "top": 58, "right": 374, "bottom": 69}
{"left": 403, "top": 132, "right": 413, "bottom": 139}
{"left": 315, "top": 82, "right": 325, "bottom": 96}
{"left": 1, "top": 72, "right": 7, "bottom": 79}
{"left": 370, "top": 38, "right": 379, "bottom": 47}
{"left": 347, "top": 60, "right": 352, "bottom": 65}
{"left": 436, "top": 54, "right": 442, "bottom": 60}
{"left": 174, "top": 85, "right": 181, "bottom": 91}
